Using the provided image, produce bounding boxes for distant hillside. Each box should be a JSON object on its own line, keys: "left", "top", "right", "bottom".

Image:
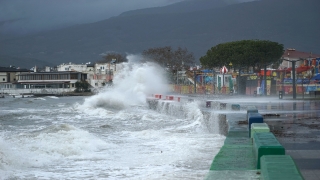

{"left": 119, "top": 0, "right": 241, "bottom": 16}
{"left": 0, "top": 0, "right": 319, "bottom": 66}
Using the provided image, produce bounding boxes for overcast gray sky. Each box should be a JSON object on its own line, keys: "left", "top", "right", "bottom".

{"left": 0, "top": 0, "right": 183, "bottom": 34}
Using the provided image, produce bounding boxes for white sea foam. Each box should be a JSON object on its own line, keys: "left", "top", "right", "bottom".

{"left": 0, "top": 124, "right": 112, "bottom": 178}
{"left": 47, "top": 96, "right": 59, "bottom": 99}
{"left": 154, "top": 100, "right": 214, "bottom": 133}
{"left": 33, "top": 97, "right": 46, "bottom": 100}
{"left": 104, "top": 129, "right": 225, "bottom": 179}
{"left": 77, "top": 55, "right": 169, "bottom": 112}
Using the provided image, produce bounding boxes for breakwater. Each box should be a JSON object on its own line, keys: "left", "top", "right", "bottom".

{"left": 205, "top": 105, "right": 304, "bottom": 180}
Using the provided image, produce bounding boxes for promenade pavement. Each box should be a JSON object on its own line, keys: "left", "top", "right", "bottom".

{"left": 223, "top": 94, "right": 320, "bottom": 180}
{"left": 152, "top": 92, "right": 320, "bottom": 179}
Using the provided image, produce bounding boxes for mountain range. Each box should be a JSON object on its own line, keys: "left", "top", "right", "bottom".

{"left": 0, "top": 0, "right": 319, "bottom": 68}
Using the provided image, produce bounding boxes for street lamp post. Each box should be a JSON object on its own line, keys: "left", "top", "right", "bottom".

{"left": 282, "top": 56, "right": 303, "bottom": 99}
{"left": 194, "top": 70, "right": 196, "bottom": 94}
{"left": 212, "top": 68, "right": 215, "bottom": 94}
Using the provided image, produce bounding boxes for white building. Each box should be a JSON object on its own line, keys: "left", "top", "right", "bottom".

{"left": 90, "top": 63, "right": 117, "bottom": 88}
{"left": 57, "top": 62, "right": 88, "bottom": 72}
{"left": 55, "top": 62, "right": 121, "bottom": 88}
{"left": 0, "top": 65, "right": 88, "bottom": 95}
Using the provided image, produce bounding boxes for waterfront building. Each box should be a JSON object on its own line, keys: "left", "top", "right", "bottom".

{"left": 56, "top": 62, "right": 117, "bottom": 88}
{"left": 0, "top": 65, "right": 87, "bottom": 95}
{"left": 0, "top": 66, "right": 30, "bottom": 94}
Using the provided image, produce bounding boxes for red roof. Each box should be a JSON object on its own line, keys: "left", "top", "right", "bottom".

{"left": 282, "top": 49, "right": 320, "bottom": 59}
{"left": 277, "top": 66, "right": 313, "bottom": 73}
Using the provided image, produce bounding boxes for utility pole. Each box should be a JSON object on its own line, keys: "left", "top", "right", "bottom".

{"left": 282, "top": 56, "right": 303, "bottom": 99}
{"left": 194, "top": 70, "right": 196, "bottom": 94}
{"left": 264, "top": 64, "right": 267, "bottom": 96}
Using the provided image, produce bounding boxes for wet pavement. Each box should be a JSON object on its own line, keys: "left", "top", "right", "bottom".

{"left": 229, "top": 96, "right": 320, "bottom": 180}
{"left": 157, "top": 93, "right": 320, "bottom": 179}
{"left": 265, "top": 112, "right": 320, "bottom": 180}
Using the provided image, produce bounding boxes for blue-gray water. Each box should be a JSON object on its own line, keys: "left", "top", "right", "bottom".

{"left": 0, "top": 93, "right": 225, "bottom": 180}
{"left": 2, "top": 94, "right": 320, "bottom": 179}
{"left": 0, "top": 61, "right": 227, "bottom": 180}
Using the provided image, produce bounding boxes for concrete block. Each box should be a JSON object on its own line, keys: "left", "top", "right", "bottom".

{"left": 210, "top": 145, "right": 256, "bottom": 170}
{"left": 261, "top": 155, "right": 304, "bottom": 180}
{"left": 253, "top": 132, "right": 285, "bottom": 169}
{"left": 251, "top": 123, "right": 270, "bottom": 138}
{"left": 248, "top": 113, "right": 263, "bottom": 137}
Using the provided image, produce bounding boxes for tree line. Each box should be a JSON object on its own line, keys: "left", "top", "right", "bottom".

{"left": 97, "top": 40, "right": 283, "bottom": 73}
{"left": 96, "top": 46, "right": 195, "bottom": 71}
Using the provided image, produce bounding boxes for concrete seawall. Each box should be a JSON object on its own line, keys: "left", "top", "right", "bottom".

{"left": 147, "top": 95, "right": 319, "bottom": 179}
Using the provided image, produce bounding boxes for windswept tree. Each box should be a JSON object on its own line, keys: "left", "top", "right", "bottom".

{"left": 142, "top": 46, "right": 195, "bottom": 71}
{"left": 200, "top": 40, "right": 283, "bottom": 70}
{"left": 96, "top": 52, "right": 127, "bottom": 64}
{"left": 251, "top": 40, "right": 284, "bottom": 71}
{"left": 200, "top": 39, "right": 284, "bottom": 94}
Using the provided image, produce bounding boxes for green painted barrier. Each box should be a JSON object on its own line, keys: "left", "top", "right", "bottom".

{"left": 226, "top": 130, "right": 248, "bottom": 138}
{"left": 251, "top": 123, "right": 270, "bottom": 138}
{"left": 210, "top": 130, "right": 255, "bottom": 171}
{"left": 261, "top": 155, "right": 304, "bottom": 180}
{"left": 224, "top": 136, "right": 252, "bottom": 146}
{"left": 224, "top": 131, "right": 252, "bottom": 146}
{"left": 253, "top": 132, "right": 285, "bottom": 169}
{"left": 205, "top": 170, "right": 260, "bottom": 180}
{"left": 248, "top": 113, "right": 264, "bottom": 138}
{"left": 210, "top": 145, "right": 256, "bottom": 170}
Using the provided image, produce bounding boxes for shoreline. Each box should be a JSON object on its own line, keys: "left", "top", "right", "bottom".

{"left": 1, "top": 92, "right": 95, "bottom": 98}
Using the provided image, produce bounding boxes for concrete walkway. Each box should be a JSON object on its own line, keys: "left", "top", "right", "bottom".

{"left": 202, "top": 95, "right": 320, "bottom": 180}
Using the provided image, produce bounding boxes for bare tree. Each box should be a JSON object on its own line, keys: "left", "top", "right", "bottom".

{"left": 142, "top": 46, "right": 195, "bottom": 71}
{"left": 96, "top": 52, "right": 127, "bottom": 64}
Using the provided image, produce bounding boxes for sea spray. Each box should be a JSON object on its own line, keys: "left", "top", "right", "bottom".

{"left": 79, "top": 55, "right": 169, "bottom": 111}
{"left": 154, "top": 100, "right": 221, "bottom": 134}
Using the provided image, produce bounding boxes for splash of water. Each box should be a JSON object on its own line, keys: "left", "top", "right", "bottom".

{"left": 79, "top": 55, "right": 169, "bottom": 110}
{"left": 0, "top": 124, "right": 111, "bottom": 178}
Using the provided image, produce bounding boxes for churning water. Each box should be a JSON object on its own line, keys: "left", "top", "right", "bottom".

{"left": 0, "top": 57, "right": 225, "bottom": 180}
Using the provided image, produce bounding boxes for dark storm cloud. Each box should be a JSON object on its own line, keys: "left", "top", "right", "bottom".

{"left": 0, "top": 0, "right": 183, "bottom": 34}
